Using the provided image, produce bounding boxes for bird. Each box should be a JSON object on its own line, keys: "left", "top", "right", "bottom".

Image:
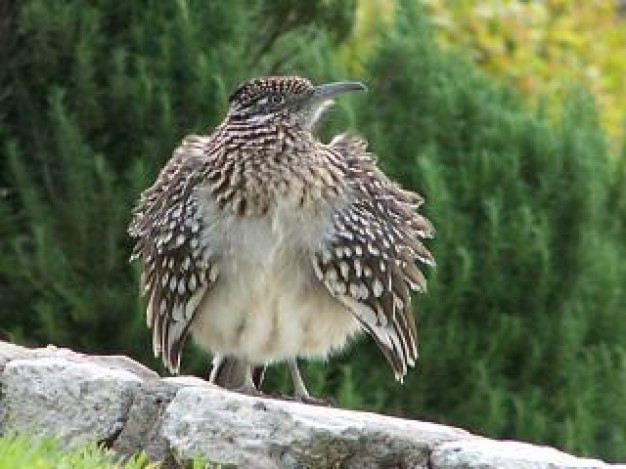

{"left": 128, "top": 76, "right": 434, "bottom": 400}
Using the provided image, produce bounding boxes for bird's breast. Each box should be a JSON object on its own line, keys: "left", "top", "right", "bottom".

{"left": 190, "top": 195, "right": 361, "bottom": 364}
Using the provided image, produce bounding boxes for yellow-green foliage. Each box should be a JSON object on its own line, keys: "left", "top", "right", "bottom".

{"left": 339, "top": 0, "right": 394, "bottom": 74}
{"left": 0, "top": 434, "right": 217, "bottom": 469}
{"left": 423, "top": 0, "right": 626, "bottom": 144}
{"left": 0, "top": 434, "right": 153, "bottom": 469}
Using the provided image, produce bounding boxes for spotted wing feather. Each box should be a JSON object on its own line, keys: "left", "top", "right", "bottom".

{"left": 128, "top": 136, "right": 218, "bottom": 373}
{"left": 313, "top": 134, "right": 434, "bottom": 381}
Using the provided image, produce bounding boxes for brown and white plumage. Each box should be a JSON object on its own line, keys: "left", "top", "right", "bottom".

{"left": 316, "top": 134, "right": 434, "bottom": 380}
{"left": 128, "top": 76, "right": 434, "bottom": 396}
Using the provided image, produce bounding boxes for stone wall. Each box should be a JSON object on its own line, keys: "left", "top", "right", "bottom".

{"left": 0, "top": 341, "right": 623, "bottom": 468}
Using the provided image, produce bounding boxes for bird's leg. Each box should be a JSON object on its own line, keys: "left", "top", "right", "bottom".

{"left": 252, "top": 364, "right": 266, "bottom": 390}
{"left": 209, "top": 355, "right": 262, "bottom": 396}
{"left": 286, "top": 359, "right": 333, "bottom": 406}
{"left": 288, "top": 359, "right": 310, "bottom": 399}
{"left": 234, "top": 365, "right": 261, "bottom": 396}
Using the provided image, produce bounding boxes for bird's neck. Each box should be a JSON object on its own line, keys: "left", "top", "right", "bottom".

{"left": 205, "top": 121, "right": 346, "bottom": 217}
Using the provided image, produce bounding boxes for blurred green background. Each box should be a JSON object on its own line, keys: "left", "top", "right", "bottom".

{"left": 1, "top": 0, "right": 625, "bottom": 462}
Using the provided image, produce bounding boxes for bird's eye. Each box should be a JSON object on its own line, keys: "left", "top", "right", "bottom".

{"left": 269, "top": 95, "right": 284, "bottom": 105}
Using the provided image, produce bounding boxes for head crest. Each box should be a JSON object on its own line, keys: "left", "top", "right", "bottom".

{"left": 228, "top": 76, "right": 313, "bottom": 105}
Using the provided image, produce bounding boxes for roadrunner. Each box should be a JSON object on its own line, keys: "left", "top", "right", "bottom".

{"left": 129, "top": 76, "right": 434, "bottom": 399}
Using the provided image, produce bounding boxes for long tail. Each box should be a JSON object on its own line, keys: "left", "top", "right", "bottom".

{"left": 209, "top": 355, "right": 265, "bottom": 390}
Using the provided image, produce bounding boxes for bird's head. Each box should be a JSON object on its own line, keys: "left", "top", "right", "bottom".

{"left": 227, "top": 76, "right": 366, "bottom": 130}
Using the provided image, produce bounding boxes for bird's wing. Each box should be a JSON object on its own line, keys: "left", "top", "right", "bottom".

{"left": 128, "top": 135, "right": 219, "bottom": 374}
{"left": 312, "top": 134, "right": 435, "bottom": 381}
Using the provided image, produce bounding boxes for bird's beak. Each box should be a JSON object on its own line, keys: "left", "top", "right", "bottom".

{"left": 312, "top": 81, "right": 367, "bottom": 101}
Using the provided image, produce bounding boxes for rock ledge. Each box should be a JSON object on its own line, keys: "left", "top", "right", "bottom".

{"left": 0, "top": 341, "right": 623, "bottom": 468}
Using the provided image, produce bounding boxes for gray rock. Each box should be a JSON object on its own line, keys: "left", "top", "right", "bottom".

{"left": 160, "top": 385, "right": 470, "bottom": 468}
{"left": 1, "top": 357, "right": 141, "bottom": 447}
{"left": 1, "top": 341, "right": 624, "bottom": 468}
{"left": 35, "top": 344, "right": 160, "bottom": 381}
{"left": 431, "top": 439, "right": 625, "bottom": 469}
{"left": 0, "top": 341, "right": 159, "bottom": 380}
{"left": 112, "top": 381, "right": 179, "bottom": 462}
{"left": 0, "top": 341, "right": 34, "bottom": 372}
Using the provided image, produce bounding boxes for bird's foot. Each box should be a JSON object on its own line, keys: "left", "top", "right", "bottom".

{"left": 285, "top": 359, "right": 334, "bottom": 405}
{"left": 231, "top": 384, "right": 264, "bottom": 397}
{"left": 295, "top": 394, "right": 335, "bottom": 407}
{"left": 272, "top": 392, "right": 335, "bottom": 407}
